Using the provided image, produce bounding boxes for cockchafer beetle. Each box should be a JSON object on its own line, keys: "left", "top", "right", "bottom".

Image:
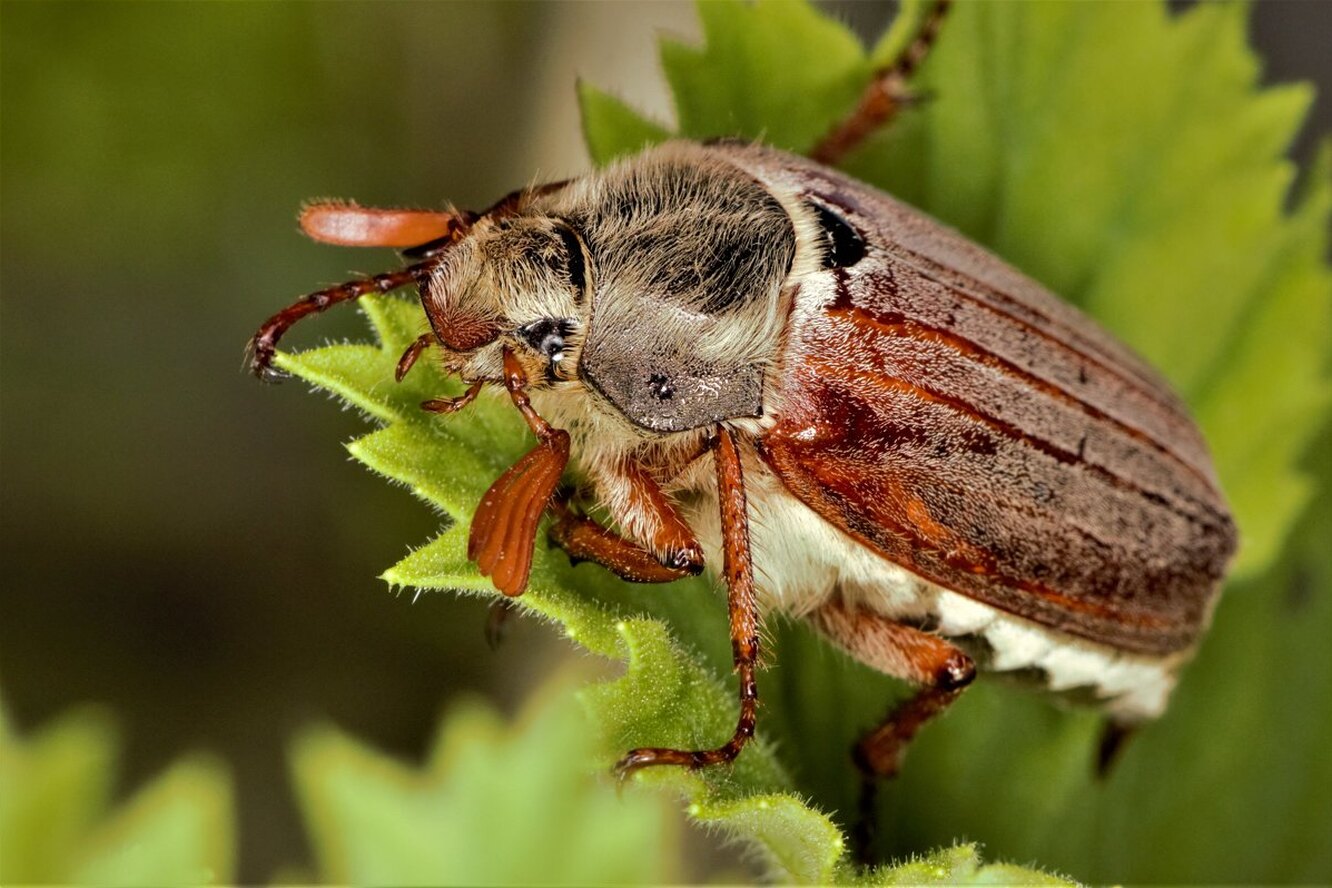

{"left": 248, "top": 0, "right": 1236, "bottom": 831}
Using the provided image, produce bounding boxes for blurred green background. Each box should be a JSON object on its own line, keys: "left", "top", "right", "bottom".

{"left": 1, "top": 2, "right": 1328, "bottom": 883}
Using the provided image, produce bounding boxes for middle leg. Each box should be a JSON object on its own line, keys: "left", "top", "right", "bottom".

{"left": 614, "top": 427, "right": 761, "bottom": 777}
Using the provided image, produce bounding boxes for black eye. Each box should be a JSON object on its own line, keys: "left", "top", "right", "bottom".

{"left": 555, "top": 223, "right": 587, "bottom": 293}
{"left": 518, "top": 318, "right": 575, "bottom": 363}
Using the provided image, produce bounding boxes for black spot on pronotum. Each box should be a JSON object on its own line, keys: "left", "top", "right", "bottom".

{"left": 807, "top": 200, "right": 866, "bottom": 269}
{"left": 648, "top": 373, "right": 675, "bottom": 400}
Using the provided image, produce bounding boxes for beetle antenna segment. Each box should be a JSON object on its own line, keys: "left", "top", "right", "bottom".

{"left": 809, "top": 0, "right": 951, "bottom": 165}
{"left": 299, "top": 202, "right": 468, "bottom": 249}
{"left": 614, "top": 426, "right": 762, "bottom": 779}
{"left": 467, "top": 349, "right": 571, "bottom": 596}
{"left": 246, "top": 258, "right": 446, "bottom": 382}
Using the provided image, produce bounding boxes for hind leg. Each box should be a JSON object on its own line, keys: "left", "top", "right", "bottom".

{"left": 807, "top": 599, "right": 975, "bottom": 861}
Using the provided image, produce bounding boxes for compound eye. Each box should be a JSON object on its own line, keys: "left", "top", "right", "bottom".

{"left": 517, "top": 317, "right": 575, "bottom": 365}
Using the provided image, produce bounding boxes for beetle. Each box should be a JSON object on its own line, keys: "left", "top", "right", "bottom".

{"left": 248, "top": 1, "right": 1236, "bottom": 837}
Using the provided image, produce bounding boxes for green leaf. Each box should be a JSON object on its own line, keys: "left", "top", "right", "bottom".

{"left": 73, "top": 758, "right": 234, "bottom": 887}
{"left": 0, "top": 700, "right": 234, "bottom": 885}
{"left": 0, "top": 705, "right": 117, "bottom": 883}
{"left": 577, "top": 81, "right": 671, "bottom": 166}
{"left": 277, "top": 0, "right": 1330, "bottom": 882}
{"left": 659, "top": 0, "right": 869, "bottom": 153}
{"left": 291, "top": 675, "right": 680, "bottom": 885}
{"left": 865, "top": 843, "right": 1071, "bottom": 886}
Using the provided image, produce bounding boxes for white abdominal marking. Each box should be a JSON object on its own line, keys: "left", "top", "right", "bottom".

{"left": 685, "top": 470, "right": 1184, "bottom": 722}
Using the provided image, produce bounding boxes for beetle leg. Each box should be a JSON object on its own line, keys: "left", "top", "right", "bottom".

{"left": 395, "top": 333, "right": 435, "bottom": 381}
{"left": 548, "top": 498, "right": 703, "bottom": 584}
{"left": 246, "top": 259, "right": 444, "bottom": 382}
{"left": 614, "top": 427, "right": 761, "bottom": 779}
{"left": 467, "top": 349, "right": 571, "bottom": 597}
{"left": 550, "top": 455, "right": 705, "bottom": 581}
{"left": 809, "top": 0, "right": 951, "bottom": 165}
{"left": 499, "top": 348, "right": 562, "bottom": 444}
{"left": 807, "top": 598, "right": 975, "bottom": 861}
{"left": 1095, "top": 718, "right": 1138, "bottom": 778}
{"left": 485, "top": 598, "right": 517, "bottom": 651}
{"left": 422, "top": 382, "right": 483, "bottom": 415}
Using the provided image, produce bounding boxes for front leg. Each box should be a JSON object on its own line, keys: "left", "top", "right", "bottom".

{"left": 549, "top": 503, "right": 702, "bottom": 584}
{"left": 550, "top": 459, "right": 704, "bottom": 583}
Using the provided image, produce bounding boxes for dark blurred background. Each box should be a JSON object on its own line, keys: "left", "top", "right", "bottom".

{"left": 2, "top": 3, "right": 1328, "bottom": 882}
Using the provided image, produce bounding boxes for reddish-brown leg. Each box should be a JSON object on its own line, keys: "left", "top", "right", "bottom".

{"left": 548, "top": 457, "right": 704, "bottom": 582}
{"left": 395, "top": 333, "right": 435, "bottom": 381}
{"left": 548, "top": 500, "right": 702, "bottom": 584}
{"left": 809, "top": 0, "right": 951, "bottom": 165}
{"left": 423, "top": 382, "right": 483, "bottom": 415}
{"left": 247, "top": 260, "right": 444, "bottom": 381}
{"left": 614, "top": 427, "right": 760, "bottom": 778}
{"left": 807, "top": 599, "right": 974, "bottom": 861}
{"left": 468, "top": 349, "right": 571, "bottom": 597}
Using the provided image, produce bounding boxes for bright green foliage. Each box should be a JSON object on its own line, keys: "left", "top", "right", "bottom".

{"left": 280, "top": 0, "right": 1330, "bottom": 882}
{"left": 577, "top": 81, "right": 672, "bottom": 167}
{"left": 862, "top": 843, "right": 1071, "bottom": 887}
{"left": 0, "top": 702, "right": 234, "bottom": 885}
{"left": 290, "top": 676, "right": 679, "bottom": 886}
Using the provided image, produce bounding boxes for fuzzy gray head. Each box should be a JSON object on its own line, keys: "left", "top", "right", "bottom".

{"left": 570, "top": 147, "right": 797, "bottom": 432}
{"left": 420, "top": 214, "right": 588, "bottom": 368}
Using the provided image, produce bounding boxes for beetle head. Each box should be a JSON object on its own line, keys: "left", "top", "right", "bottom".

{"left": 422, "top": 214, "right": 589, "bottom": 385}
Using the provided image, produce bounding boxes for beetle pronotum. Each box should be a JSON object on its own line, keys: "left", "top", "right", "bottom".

{"left": 250, "top": 1, "right": 1235, "bottom": 846}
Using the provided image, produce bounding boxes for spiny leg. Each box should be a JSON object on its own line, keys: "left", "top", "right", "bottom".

{"left": 809, "top": 0, "right": 951, "bottom": 165}
{"left": 549, "top": 458, "right": 705, "bottom": 583}
{"left": 614, "top": 426, "right": 760, "bottom": 777}
{"left": 548, "top": 500, "right": 702, "bottom": 584}
{"left": 806, "top": 599, "right": 974, "bottom": 862}
{"left": 247, "top": 261, "right": 444, "bottom": 381}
